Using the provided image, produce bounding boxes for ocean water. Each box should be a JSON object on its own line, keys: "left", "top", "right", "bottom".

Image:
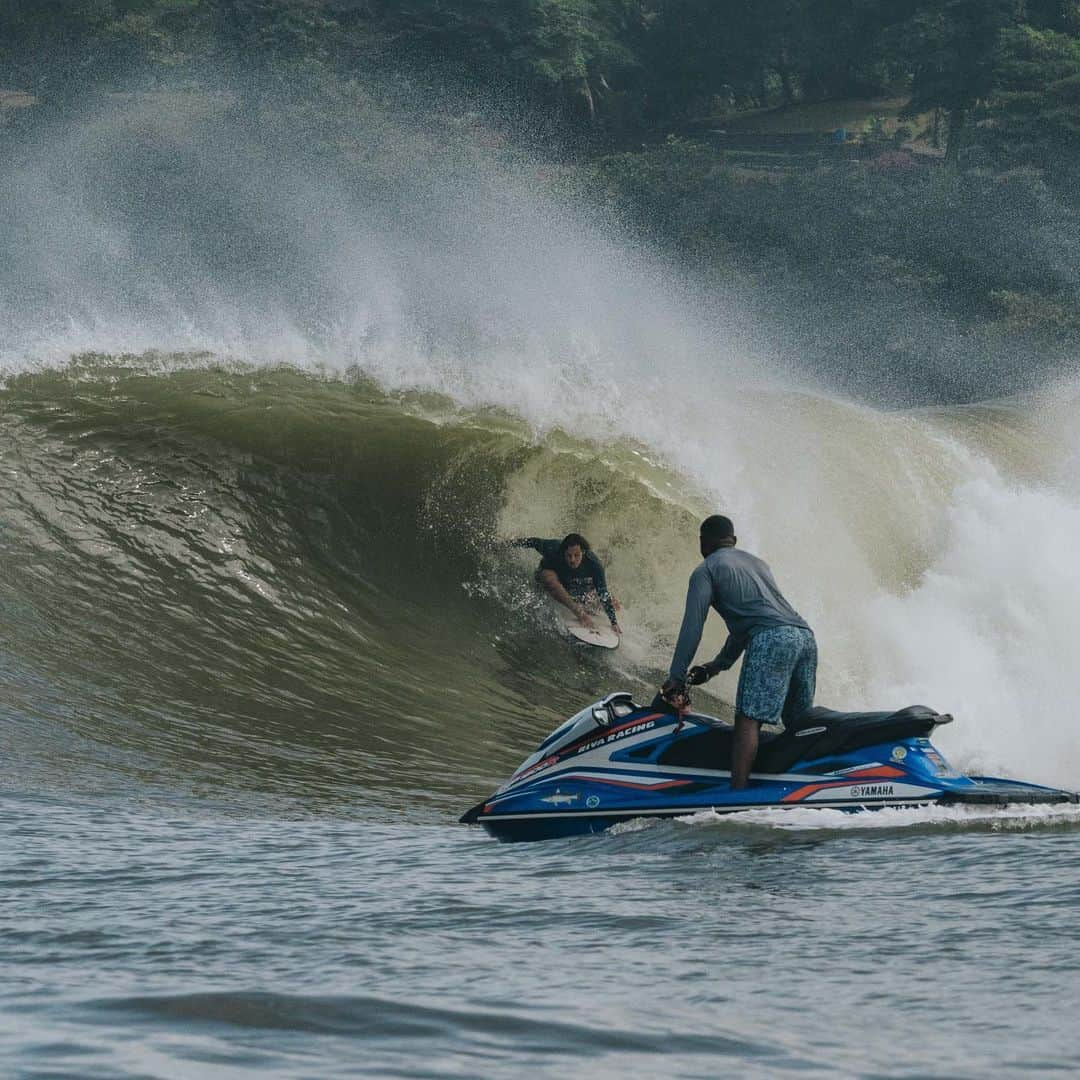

{"left": 7, "top": 790, "right": 1080, "bottom": 1078}
{"left": 3, "top": 93, "right": 1080, "bottom": 1077}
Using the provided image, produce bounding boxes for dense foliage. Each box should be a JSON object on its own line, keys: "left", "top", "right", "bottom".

{"left": 4, "top": 0, "right": 1080, "bottom": 144}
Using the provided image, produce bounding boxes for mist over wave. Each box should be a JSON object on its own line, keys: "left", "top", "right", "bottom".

{"left": 0, "top": 91, "right": 765, "bottom": 392}
{"left": 1, "top": 90, "right": 1078, "bottom": 803}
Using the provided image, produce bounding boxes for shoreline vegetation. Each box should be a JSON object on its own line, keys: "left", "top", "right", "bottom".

{"left": 3, "top": 1, "right": 1080, "bottom": 402}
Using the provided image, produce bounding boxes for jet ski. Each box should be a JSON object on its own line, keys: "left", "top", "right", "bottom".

{"left": 461, "top": 691, "right": 1078, "bottom": 842}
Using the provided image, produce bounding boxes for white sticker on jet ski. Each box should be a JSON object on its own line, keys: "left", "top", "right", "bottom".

{"left": 804, "top": 782, "right": 941, "bottom": 802}
{"left": 540, "top": 790, "right": 580, "bottom": 805}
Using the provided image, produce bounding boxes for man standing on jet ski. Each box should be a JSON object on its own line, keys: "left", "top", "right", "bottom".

{"left": 662, "top": 515, "right": 816, "bottom": 789}
{"left": 510, "top": 534, "right": 622, "bottom": 635}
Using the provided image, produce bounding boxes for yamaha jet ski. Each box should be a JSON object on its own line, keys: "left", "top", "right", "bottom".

{"left": 461, "top": 692, "right": 1078, "bottom": 843}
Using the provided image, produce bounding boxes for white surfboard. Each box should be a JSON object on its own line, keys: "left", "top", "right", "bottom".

{"left": 553, "top": 603, "right": 620, "bottom": 649}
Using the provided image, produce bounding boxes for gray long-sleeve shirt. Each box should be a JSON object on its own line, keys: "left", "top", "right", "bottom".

{"left": 668, "top": 546, "right": 811, "bottom": 682}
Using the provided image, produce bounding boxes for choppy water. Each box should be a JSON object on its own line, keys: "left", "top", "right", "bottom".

{"left": 7, "top": 792, "right": 1080, "bottom": 1079}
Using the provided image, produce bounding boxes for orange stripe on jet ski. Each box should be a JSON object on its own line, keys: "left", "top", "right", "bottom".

{"left": 846, "top": 765, "right": 906, "bottom": 780}
{"left": 781, "top": 765, "right": 908, "bottom": 802}
{"left": 782, "top": 783, "right": 834, "bottom": 802}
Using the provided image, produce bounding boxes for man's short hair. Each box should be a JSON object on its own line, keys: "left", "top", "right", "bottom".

{"left": 560, "top": 532, "right": 590, "bottom": 554}
{"left": 700, "top": 515, "right": 735, "bottom": 544}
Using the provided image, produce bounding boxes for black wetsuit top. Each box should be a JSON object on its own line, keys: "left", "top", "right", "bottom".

{"left": 512, "top": 538, "right": 617, "bottom": 624}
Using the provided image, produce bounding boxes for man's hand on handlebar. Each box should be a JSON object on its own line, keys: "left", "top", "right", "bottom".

{"left": 660, "top": 679, "right": 691, "bottom": 712}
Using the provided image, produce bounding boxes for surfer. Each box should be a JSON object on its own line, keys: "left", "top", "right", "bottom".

{"left": 660, "top": 515, "right": 816, "bottom": 789}
{"left": 509, "top": 534, "right": 621, "bottom": 635}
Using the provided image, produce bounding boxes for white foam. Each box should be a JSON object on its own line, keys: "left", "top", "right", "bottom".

{"left": 676, "top": 802, "right": 1080, "bottom": 833}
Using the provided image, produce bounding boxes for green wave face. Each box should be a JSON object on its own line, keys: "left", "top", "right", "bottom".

{"left": 5, "top": 352, "right": 1080, "bottom": 812}
{"left": 0, "top": 355, "right": 708, "bottom": 818}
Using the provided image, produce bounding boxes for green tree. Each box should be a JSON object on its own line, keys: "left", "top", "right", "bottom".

{"left": 0, "top": 0, "right": 213, "bottom": 105}
{"left": 980, "top": 23, "right": 1080, "bottom": 176}
{"left": 902, "top": 0, "right": 1022, "bottom": 161}
{"left": 357, "top": 0, "right": 641, "bottom": 126}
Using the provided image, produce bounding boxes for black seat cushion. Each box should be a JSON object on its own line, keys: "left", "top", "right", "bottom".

{"left": 786, "top": 704, "right": 940, "bottom": 733}
{"left": 761, "top": 705, "right": 944, "bottom": 772}
{"left": 656, "top": 705, "right": 944, "bottom": 775}
{"left": 656, "top": 725, "right": 782, "bottom": 772}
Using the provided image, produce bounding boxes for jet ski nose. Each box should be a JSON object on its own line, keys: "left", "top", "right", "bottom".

{"left": 459, "top": 800, "right": 488, "bottom": 825}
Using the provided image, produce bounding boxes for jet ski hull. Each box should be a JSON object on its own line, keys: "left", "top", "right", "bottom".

{"left": 461, "top": 694, "right": 1078, "bottom": 843}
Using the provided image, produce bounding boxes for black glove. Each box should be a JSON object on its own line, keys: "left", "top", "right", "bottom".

{"left": 687, "top": 664, "right": 714, "bottom": 686}
{"left": 660, "top": 679, "right": 690, "bottom": 710}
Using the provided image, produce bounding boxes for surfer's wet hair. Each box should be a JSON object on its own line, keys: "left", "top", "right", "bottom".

{"left": 700, "top": 515, "right": 735, "bottom": 544}
{"left": 559, "top": 533, "right": 590, "bottom": 554}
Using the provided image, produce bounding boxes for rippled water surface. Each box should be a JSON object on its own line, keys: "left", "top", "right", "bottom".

{"left": 6, "top": 793, "right": 1080, "bottom": 1079}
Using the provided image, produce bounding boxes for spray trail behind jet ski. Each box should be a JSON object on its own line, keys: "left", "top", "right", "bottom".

{"left": 661, "top": 801, "right": 1080, "bottom": 835}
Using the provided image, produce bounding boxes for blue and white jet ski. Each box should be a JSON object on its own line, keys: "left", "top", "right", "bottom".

{"left": 461, "top": 692, "right": 1078, "bottom": 842}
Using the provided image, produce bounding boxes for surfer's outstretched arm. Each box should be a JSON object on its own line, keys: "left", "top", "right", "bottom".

{"left": 538, "top": 569, "right": 594, "bottom": 627}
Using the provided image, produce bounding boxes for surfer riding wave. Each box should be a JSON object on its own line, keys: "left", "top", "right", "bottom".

{"left": 509, "top": 534, "right": 622, "bottom": 635}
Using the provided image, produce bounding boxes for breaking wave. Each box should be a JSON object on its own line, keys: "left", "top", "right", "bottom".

{"left": 2, "top": 93, "right": 1079, "bottom": 817}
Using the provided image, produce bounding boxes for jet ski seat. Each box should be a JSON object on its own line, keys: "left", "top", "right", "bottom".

{"left": 786, "top": 705, "right": 943, "bottom": 734}
{"left": 759, "top": 704, "right": 949, "bottom": 772}
{"left": 656, "top": 705, "right": 950, "bottom": 775}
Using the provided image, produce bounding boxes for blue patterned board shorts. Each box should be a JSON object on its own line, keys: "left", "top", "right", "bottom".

{"left": 736, "top": 625, "right": 817, "bottom": 727}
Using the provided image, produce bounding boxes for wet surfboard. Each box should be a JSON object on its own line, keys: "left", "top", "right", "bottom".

{"left": 553, "top": 603, "right": 620, "bottom": 649}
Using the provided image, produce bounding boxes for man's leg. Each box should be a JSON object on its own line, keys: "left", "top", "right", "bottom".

{"left": 731, "top": 714, "right": 760, "bottom": 789}
{"left": 732, "top": 627, "right": 806, "bottom": 788}
{"left": 781, "top": 631, "right": 818, "bottom": 726}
